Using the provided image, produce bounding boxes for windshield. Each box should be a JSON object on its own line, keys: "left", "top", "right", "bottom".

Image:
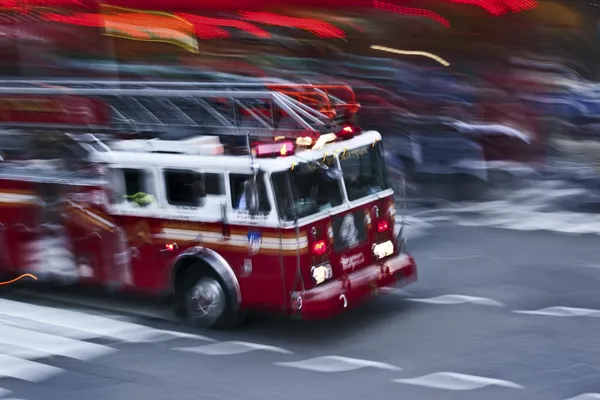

{"left": 272, "top": 156, "right": 343, "bottom": 221}
{"left": 339, "top": 141, "right": 390, "bottom": 201}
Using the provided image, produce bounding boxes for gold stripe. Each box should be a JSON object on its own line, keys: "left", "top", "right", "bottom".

{"left": 160, "top": 237, "right": 310, "bottom": 256}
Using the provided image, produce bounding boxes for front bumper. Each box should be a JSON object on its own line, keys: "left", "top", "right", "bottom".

{"left": 290, "top": 253, "right": 417, "bottom": 320}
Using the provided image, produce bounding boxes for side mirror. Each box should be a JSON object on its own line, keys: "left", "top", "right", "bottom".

{"left": 243, "top": 179, "right": 260, "bottom": 216}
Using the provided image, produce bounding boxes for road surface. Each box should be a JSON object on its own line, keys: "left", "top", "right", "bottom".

{"left": 1, "top": 222, "right": 600, "bottom": 400}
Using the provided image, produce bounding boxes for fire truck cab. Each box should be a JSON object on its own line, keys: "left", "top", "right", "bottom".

{"left": 0, "top": 80, "right": 417, "bottom": 329}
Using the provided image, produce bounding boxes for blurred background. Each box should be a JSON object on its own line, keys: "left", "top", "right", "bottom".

{"left": 3, "top": 0, "right": 599, "bottom": 205}
{"left": 5, "top": 3, "right": 600, "bottom": 400}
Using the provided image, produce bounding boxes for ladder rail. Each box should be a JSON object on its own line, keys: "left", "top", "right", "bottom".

{"left": 0, "top": 81, "right": 362, "bottom": 138}
{"left": 0, "top": 80, "right": 358, "bottom": 113}
{"left": 0, "top": 87, "right": 337, "bottom": 135}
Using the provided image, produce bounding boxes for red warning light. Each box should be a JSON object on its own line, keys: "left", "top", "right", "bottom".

{"left": 377, "top": 220, "right": 389, "bottom": 232}
{"left": 312, "top": 240, "right": 327, "bottom": 256}
{"left": 255, "top": 140, "right": 295, "bottom": 158}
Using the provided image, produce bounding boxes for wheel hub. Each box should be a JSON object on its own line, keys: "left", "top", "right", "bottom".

{"left": 186, "top": 278, "right": 226, "bottom": 323}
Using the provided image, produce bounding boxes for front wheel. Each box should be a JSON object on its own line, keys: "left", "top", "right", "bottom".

{"left": 180, "top": 269, "right": 239, "bottom": 330}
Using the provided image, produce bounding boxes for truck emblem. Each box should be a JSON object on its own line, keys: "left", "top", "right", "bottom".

{"left": 340, "top": 213, "right": 359, "bottom": 248}
{"left": 247, "top": 231, "right": 262, "bottom": 255}
{"left": 340, "top": 253, "right": 365, "bottom": 271}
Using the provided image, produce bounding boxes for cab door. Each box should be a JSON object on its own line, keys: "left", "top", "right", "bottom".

{"left": 107, "top": 166, "right": 163, "bottom": 291}
{"left": 226, "top": 171, "right": 285, "bottom": 311}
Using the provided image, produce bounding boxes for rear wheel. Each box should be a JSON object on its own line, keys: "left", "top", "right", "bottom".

{"left": 178, "top": 267, "right": 239, "bottom": 330}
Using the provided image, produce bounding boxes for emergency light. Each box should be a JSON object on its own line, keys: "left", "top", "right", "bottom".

{"left": 254, "top": 140, "right": 295, "bottom": 158}
{"left": 337, "top": 124, "right": 359, "bottom": 138}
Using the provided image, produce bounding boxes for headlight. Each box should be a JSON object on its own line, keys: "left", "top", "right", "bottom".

{"left": 373, "top": 240, "right": 394, "bottom": 259}
{"left": 311, "top": 263, "right": 333, "bottom": 285}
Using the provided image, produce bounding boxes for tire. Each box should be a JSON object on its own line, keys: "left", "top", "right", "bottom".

{"left": 178, "top": 266, "right": 239, "bottom": 330}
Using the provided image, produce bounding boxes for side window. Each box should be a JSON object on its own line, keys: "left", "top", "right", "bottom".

{"left": 164, "top": 169, "right": 205, "bottom": 207}
{"left": 204, "top": 173, "right": 224, "bottom": 196}
{"left": 116, "top": 168, "right": 156, "bottom": 207}
{"left": 230, "top": 172, "right": 271, "bottom": 213}
{"left": 123, "top": 169, "right": 143, "bottom": 198}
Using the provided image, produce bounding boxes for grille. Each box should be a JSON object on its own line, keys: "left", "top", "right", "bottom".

{"left": 332, "top": 211, "right": 367, "bottom": 251}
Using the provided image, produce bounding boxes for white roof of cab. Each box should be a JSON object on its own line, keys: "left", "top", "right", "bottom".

{"left": 90, "top": 130, "right": 382, "bottom": 173}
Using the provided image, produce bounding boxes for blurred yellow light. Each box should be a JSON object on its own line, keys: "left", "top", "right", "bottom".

{"left": 312, "top": 133, "right": 337, "bottom": 150}
{"left": 370, "top": 45, "right": 450, "bottom": 67}
{"left": 100, "top": 4, "right": 199, "bottom": 53}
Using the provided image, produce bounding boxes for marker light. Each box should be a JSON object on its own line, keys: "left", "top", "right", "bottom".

{"left": 255, "top": 140, "right": 295, "bottom": 158}
{"left": 312, "top": 240, "right": 327, "bottom": 255}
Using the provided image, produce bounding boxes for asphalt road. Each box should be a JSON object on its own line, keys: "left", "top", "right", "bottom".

{"left": 1, "top": 224, "right": 600, "bottom": 400}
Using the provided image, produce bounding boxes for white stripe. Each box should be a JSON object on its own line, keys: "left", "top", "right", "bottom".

{"left": 393, "top": 372, "right": 524, "bottom": 390}
{"left": 0, "top": 322, "right": 115, "bottom": 361}
{"left": 0, "top": 193, "right": 38, "bottom": 203}
{"left": 513, "top": 307, "right": 600, "bottom": 317}
{"left": 566, "top": 394, "right": 600, "bottom": 400}
{"left": 0, "top": 298, "right": 173, "bottom": 343}
{"left": 175, "top": 341, "right": 292, "bottom": 356}
{"left": 0, "top": 353, "right": 63, "bottom": 382}
{"left": 0, "top": 388, "right": 10, "bottom": 398}
{"left": 275, "top": 356, "right": 400, "bottom": 372}
{"left": 407, "top": 295, "right": 505, "bottom": 307}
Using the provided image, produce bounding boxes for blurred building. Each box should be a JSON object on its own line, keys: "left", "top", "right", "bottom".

{"left": 0, "top": 1, "right": 594, "bottom": 77}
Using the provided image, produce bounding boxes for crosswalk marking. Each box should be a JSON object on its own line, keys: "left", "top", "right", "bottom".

{"left": 0, "top": 298, "right": 172, "bottom": 342}
{"left": 0, "top": 322, "right": 115, "bottom": 361}
{"left": 0, "top": 297, "right": 213, "bottom": 389}
{"left": 0, "top": 354, "right": 63, "bottom": 382}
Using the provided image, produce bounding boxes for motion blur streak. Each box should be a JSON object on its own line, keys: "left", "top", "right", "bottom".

{"left": 370, "top": 45, "right": 451, "bottom": 67}
{"left": 373, "top": 1, "right": 451, "bottom": 28}
{"left": 0, "top": 273, "right": 37, "bottom": 286}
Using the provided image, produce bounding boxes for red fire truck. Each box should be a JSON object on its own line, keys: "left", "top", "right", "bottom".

{"left": 0, "top": 80, "right": 417, "bottom": 329}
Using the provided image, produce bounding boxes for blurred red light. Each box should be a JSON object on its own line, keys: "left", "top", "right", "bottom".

{"left": 177, "top": 13, "right": 270, "bottom": 39}
{"left": 312, "top": 240, "right": 327, "bottom": 255}
{"left": 255, "top": 140, "right": 295, "bottom": 158}
{"left": 373, "top": 1, "right": 450, "bottom": 28}
{"left": 239, "top": 11, "right": 345, "bottom": 39}
{"left": 377, "top": 220, "right": 389, "bottom": 232}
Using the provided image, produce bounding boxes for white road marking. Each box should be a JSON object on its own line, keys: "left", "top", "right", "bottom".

{"left": 393, "top": 372, "right": 524, "bottom": 391}
{"left": 175, "top": 341, "right": 292, "bottom": 356}
{"left": 407, "top": 295, "right": 505, "bottom": 307}
{"left": 275, "top": 356, "right": 401, "bottom": 373}
{"left": 513, "top": 307, "right": 600, "bottom": 318}
{"left": 0, "top": 322, "right": 115, "bottom": 361}
{"left": 565, "top": 394, "right": 600, "bottom": 400}
{"left": 151, "top": 330, "right": 216, "bottom": 343}
{"left": 397, "top": 216, "right": 435, "bottom": 239}
{"left": 0, "top": 298, "right": 213, "bottom": 343}
{"left": 0, "top": 354, "right": 63, "bottom": 382}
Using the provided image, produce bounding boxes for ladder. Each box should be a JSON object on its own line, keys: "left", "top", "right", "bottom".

{"left": 0, "top": 80, "right": 361, "bottom": 139}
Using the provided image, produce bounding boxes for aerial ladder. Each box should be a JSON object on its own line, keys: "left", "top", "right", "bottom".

{"left": 0, "top": 79, "right": 360, "bottom": 139}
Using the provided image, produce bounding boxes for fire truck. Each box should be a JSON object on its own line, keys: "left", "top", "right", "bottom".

{"left": 0, "top": 80, "right": 417, "bottom": 329}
